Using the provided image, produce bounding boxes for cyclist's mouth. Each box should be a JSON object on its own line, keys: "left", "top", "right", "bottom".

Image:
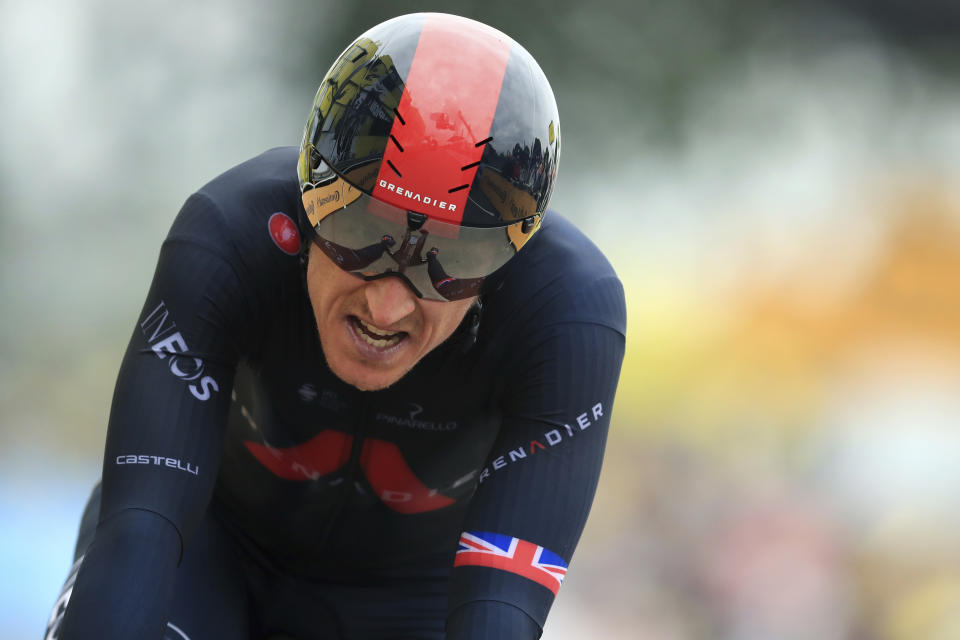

{"left": 348, "top": 316, "right": 408, "bottom": 350}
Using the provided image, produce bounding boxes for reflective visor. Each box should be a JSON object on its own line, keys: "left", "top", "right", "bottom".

{"left": 302, "top": 167, "right": 540, "bottom": 302}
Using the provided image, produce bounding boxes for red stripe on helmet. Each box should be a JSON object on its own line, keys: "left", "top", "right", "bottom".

{"left": 373, "top": 14, "right": 510, "bottom": 225}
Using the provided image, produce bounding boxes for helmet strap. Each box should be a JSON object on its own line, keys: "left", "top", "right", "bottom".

{"left": 459, "top": 298, "right": 483, "bottom": 353}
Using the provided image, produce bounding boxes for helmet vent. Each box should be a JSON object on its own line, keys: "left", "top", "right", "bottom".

{"left": 448, "top": 184, "right": 469, "bottom": 194}
{"left": 461, "top": 160, "right": 481, "bottom": 171}
{"left": 389, "top": 134, "right": 405, "bottom": 152}
{"left": 475, "top": 136, "right": 493, "bottom": 148}
{"left": 350, "top": 51, "right": 367, "bottom": 63}
{"left": 394, "top": 109, "right": 406, "bottom": 126}
{"left": 386, "top": 159, "right": 402, "bottom": 177}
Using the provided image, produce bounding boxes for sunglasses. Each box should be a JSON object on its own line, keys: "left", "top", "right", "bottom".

{"left": 301, "top": 165, "right": 541, "bottom": 302}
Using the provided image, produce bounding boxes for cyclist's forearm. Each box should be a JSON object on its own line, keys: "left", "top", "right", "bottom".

{"left": 58, "top": 508, "right": 181, "bottom": 640}
{"left": 448, "top": 600, "right": 542, "bottom": 639}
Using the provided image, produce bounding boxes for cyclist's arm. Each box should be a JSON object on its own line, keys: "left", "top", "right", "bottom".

{"left": 57, "top": 196, "right": 253, "bottom": 639}
{"left": 447, "top": 313, "right": 626, "bottom": 639}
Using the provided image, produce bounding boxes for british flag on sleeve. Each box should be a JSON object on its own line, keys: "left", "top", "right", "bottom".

{"left": 454, "top": 531, "right": 568, "bottom": 595}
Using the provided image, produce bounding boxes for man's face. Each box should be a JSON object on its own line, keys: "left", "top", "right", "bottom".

{"left": 305, "top": 242, "right": 475, "bottom": 391}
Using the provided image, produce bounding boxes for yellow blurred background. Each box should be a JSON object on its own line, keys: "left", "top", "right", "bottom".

{"left": 3, "top": 1, "right": 960, "bottom": 638}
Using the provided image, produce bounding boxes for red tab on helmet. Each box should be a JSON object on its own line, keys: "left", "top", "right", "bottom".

{"left": 374, "top": 14, "right": 510, "bottom": 225}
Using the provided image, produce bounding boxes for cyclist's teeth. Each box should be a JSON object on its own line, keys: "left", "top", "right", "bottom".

{"left": 359, "top": 319, "right": 395, "bottom": 337}
{"left": 359, "top": 332, "right": 401, "bottom": 348}
{"left": 356, "top": 319, "right": 403, "bottom": 347}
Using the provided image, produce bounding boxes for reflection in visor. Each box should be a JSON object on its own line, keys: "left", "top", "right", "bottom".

{"left": 312, "top": 232, "right": 485, "bottom": 301}
{"left": 313, "top": 234, "right": 395, "bottom": 272}
{"left": 426, "top": 248, "right": 484, "bottom": 300}
{"left": 302, "top": 164, "right": 541, "bottom": 301}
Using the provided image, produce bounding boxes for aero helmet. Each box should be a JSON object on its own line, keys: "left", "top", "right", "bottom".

{"left": 298, "top": 13, "right": 560, "bottom": 300}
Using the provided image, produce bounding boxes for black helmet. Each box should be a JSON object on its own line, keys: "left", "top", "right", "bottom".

{"left": 298, "top": 12, "right": 560, "bottom": 232}
{"left": 297, "top": 13, "right": 560, "bottom": 301}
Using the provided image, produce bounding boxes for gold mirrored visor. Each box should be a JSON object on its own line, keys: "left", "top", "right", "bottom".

{"left": 302, "top": 174, "right": 540, "bottom": 301}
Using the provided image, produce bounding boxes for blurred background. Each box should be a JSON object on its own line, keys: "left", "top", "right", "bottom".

{"left": 3, "top": 0, "right": 960, "bottom": 638}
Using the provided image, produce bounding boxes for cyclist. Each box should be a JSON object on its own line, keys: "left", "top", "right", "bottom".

{"left": 46, "top": 12, "right": 626, "bottom": 639}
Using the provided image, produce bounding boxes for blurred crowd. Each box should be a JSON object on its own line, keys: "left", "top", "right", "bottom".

{"left": 553, "top": 187, "right": 960, "bottom": 639}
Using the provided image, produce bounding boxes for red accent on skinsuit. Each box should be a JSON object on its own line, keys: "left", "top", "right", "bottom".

{"left": 245, "top": 432, "right": 454, "bottom": 513}
{"left": 360, "top": 439, "right": 455, "bottom": 514}
{"left": 244, "top": 430, "right": 352, "bottom": 480}
{"left": 268, "top": 212, "right": 301, "bottom": 255}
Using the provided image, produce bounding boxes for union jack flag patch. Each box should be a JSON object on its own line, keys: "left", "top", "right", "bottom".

{"left": 454, "top": 531, "right": 568, "bottom": 595}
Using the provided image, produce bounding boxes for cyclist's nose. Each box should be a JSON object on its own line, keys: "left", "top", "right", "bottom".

{"left": 364, "top": 275, "right": 417, "bottom": 327}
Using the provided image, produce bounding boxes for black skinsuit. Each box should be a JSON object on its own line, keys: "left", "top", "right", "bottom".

{"left": 48, "top": 147, "right": 626, "bottom": 639}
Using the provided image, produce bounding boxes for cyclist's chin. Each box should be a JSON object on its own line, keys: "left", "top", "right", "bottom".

{"left": 324, "top": 348, "right": 415, "bottom": 391}
{"left": 319, "top": 320, "right": 420, "bottom": 391}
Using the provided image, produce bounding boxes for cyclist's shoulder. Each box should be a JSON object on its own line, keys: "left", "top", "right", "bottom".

{"left": 167, "top": 147, "right": 301, "bottom": 243}
{"left": 184, "top": 147, "right": 300, "bottom": 222}
{"left": 196, "top": 147, "right": 300, "bottom": 201}
{"left": 533, "top": 212, "right": 619, "bottom": 280}
{"left": 489, "top": 212, "right": 626, "bottom": 335}
{"left": 161, "top": 147, "right": 305, "bottom": 290}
